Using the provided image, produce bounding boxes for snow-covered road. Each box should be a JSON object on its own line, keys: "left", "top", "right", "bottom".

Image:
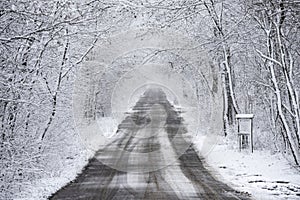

{"left": 50, "top": 88, "right": 250, "bottom": 200}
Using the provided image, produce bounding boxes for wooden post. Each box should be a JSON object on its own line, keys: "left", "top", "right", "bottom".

{"left": 238, "top": 120, "right": 240, "bottom": 152}
{"left": 251, "top": 117, "right": 253, "bottom": 153}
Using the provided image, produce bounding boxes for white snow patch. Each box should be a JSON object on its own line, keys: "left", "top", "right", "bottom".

{"left": 14, "top": 151, "right": 89, "bottom": 200}
{"left": 236, "top": 114, "right": 254, "bottom": 119}
{"left": 15, "top": 117, "right": 119, "bottom": 200}
{"left": 194, "top": 135, "right": 300, "bottom": 200}
{"left": 158, "top": 129, "right": 198, "bottom": 198}
{"left": 96, "top": 117, "right": 119, "bottom": 138}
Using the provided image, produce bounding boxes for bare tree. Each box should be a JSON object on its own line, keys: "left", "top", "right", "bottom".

{"left": 248, "top": 0, "right": 300, "bottom": 165}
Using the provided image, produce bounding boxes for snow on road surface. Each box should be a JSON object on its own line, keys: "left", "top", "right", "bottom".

{"left": 49, "top": 88, "right": 250, "bottom": 200}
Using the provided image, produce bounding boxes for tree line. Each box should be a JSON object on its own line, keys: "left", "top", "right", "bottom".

{"left": 0, "top": 0, "right": 299, "bottom": 198}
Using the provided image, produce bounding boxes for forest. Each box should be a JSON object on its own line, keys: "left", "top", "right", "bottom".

{"left": 1, "top": 0, "right": 300, "bottom": 199}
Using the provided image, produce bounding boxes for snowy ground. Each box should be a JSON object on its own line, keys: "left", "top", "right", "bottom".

{"left": 14, "top": 117, "right": 119, "bottom": 200}
{"left": 194, "top": 135, "right": 300, "bottom": 200}
{"left": 14, "top": 153, "right": 88, "bottom": 200}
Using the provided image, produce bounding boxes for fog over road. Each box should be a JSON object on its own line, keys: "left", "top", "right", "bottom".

{"left": 50, "top": 88, "right": 250, "bottom": 200}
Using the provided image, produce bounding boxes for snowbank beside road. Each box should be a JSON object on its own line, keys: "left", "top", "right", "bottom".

{"left": 15, "top": 152, "right": 88, "bottom": 200}
{"left": 194, "top": 136, "right": 300, "bottom": 200}
{"left": 15, "top": 117, "right": 119, "bottom": 200}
